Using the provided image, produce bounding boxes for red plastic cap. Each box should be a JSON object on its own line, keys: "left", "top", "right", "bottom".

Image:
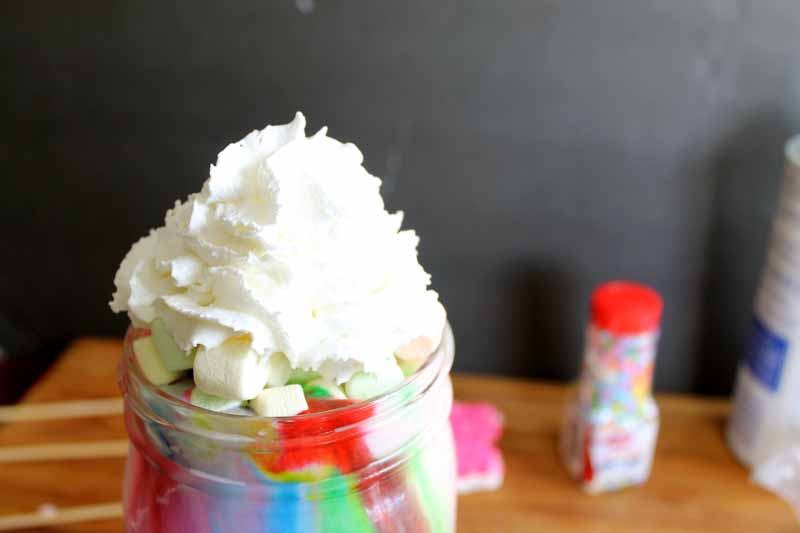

{"left": 590, "top": 281, "right": 663, "bottom": 335}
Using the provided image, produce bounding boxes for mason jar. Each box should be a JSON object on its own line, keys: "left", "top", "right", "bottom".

{"left": 118, "top": 324, "right": 456, "bottom": 533}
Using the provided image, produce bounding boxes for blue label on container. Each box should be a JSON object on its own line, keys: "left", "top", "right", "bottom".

{"left": 744, "top": 317, "right": 788, "bottom": 392}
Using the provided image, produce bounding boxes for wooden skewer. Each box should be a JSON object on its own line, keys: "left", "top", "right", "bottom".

{"left": 0, "top": 439, "right": 129, "bottom": 463}
{"left": 0, "top": 502, "right": 123, "bottom": 531}
{"left": 0, "top": 398, "right": 124, "bottom": 423}
{"left": 0, "top": 397, "right": 128, "bottom": 528}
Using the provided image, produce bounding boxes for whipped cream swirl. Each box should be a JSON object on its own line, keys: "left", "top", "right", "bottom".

{"left": 111, "top": 113, "right": 444, "bottom": 383}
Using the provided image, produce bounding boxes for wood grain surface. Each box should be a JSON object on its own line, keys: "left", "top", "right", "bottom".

{"left": 0, "top": 339, "right": 795, "bottom": 532}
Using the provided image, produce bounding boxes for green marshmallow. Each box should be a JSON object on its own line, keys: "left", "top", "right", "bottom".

{"left": 287, "top": 368, "right": 321, "bottom": 385}
{"left": 303, "top": 377, "right": 346, "bottom": 399}
{"left": 160, "top": 379, "right": 193, "bottom": 400}
{"left": 344, "top": 364, "right": 404, "bottom": 401}
{"left": 132, "top": 336, "right": 181, "bottom": 386}
{"left": 189, "top": 387, "right": 245, "bottom": 412}
{"left": 151, "top": 318, "right": 195, "bottom": 372}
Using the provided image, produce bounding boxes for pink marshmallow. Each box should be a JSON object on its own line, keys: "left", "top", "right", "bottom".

{"left": 450, "top": 401, "right": 505, "bottom": 494}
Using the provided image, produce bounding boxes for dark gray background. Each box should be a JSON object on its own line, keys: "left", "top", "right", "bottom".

{"left": 2, "top": 1, "right": 799, "bottom": 394}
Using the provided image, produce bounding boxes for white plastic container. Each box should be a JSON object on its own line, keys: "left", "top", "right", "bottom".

{"left": 728, "top": 135, "right": 800, "bottom": 467}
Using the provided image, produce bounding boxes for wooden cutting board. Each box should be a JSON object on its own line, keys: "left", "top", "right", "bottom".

{"left": 0, "top": 338, "right": 795, "bottom": 532}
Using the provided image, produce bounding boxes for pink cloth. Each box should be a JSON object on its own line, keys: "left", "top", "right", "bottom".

{"left": 450, "top": 401, "right": 505, "bottom": 494}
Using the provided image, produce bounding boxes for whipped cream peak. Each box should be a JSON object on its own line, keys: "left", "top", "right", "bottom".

{"left": 111, "top": 112, "right": 444, "bottom": 384}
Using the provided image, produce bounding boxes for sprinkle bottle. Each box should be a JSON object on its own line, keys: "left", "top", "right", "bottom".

{"left": 560, "top": 281, "right": 663, "bottom": 492}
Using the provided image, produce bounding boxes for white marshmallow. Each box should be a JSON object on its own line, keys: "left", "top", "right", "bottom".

{"left": 193, "top": 338, "right": 270, "bottom": 400}
{"left": 250, "top": 384, "right": 308, "bottom": 417}
{"left": 266, "top": 352, "right": 292, "bottom": 387}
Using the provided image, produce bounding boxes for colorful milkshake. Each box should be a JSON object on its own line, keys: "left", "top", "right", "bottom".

{"left": 111, "top": 114, "right": 455, "bottom": 532}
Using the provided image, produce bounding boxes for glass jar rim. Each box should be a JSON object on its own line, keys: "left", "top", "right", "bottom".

{"left": 119, "top": 322, "right": 454, "bottom": 441}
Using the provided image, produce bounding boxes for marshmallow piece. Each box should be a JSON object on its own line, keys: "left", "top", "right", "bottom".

{"left": 396, "top": 355, "right": 426, "bottom": 378}
{"left": 395, "top": 335, "right": 436, "bottom": 361}
{"left": 132, "top": 336, "right": 181, "bottom": 385}
{"left": 393, "top": 302, "right": 446, "bottom": 376}
{"left": 193, "top": 338, "right": 270, "bottom": 401}
{"left": 287, "top": 368, "right": 321, "bottom": 385}
{"left": 160, "top": 379, "right": 193, "bottom": 401}
{"left": 344, "top": 363, "right": 404, "bottom": 400}
{"left": 250, "top": 384, "right": 308, "bottom": 417}
{"left": 395, "top": 335, "right": 435, "bottom": 377}
{"left": 266, "top": 352, "right": 291, "bottom": 387}
{"left": 151, "top": 318, "right": 195, "bottom": 372}
{"left": 303, "top": 377, "right": 346, "bottom": 399}
{"left": 190, "top": 387, "right": 244, "bottom": 412}
{"left": 451, "top": 401, "right": 505, "bottom": 494}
